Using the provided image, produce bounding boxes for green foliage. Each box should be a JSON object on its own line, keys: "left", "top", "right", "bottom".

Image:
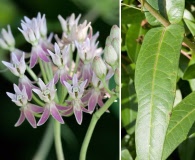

{"left": 135, "top": 24, "right": 184, "bottom": 160}
{"left": 162, "top": 92, "right": 195, "bottom": 159}
{"left": 121, "top": 0, "right": 195, "bottom": 159}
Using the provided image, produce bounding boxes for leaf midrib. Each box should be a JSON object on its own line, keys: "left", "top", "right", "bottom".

{"left": 148, "top": 28, "right": 166, "bottom": 159}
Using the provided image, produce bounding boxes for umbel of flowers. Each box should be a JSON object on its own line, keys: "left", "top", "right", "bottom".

{"left": 0, "top": 13, "right": 119, "bottom": 128}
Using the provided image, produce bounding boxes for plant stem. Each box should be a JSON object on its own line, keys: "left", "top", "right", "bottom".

{"left": 102, "top": 79, "right": 115, "bottom": 95}
{"left": 26, "top": 65, "right": 38, "bottom": 81}
{"left": 32, "top": 94, "right": 45, "bottom": 106}
{"left": 79, "top": 95, "right": 117, "bottom": 160}
{"left": 33, "top": 118, "right": 54, "bottom": 160}
{"left": 39, "top": 59, "right": 48, "bottom": 83}
{"left": 138, "top": 0, "right": 195, "bottom": 51}
{"left": 57, "top": 82, "right": 67, "bottom": 104}
{"left": 54, "top": 120, "right": 64, "bottom": 160}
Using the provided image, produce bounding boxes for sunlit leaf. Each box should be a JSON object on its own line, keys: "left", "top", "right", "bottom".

{"left": 135, "top": 24, "right": 184, "bottom": 159}
{"left": 159, "top": 0, "right": 185, "bottom": 24}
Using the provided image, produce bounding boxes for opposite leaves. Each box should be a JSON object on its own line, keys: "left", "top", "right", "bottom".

{"left": 135, "top": 24, "right": 184, "bottom": 160}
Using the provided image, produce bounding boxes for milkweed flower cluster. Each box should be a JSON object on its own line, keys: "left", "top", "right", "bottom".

{"left": 0, "top": 13, "right": 119, "bottom": 128}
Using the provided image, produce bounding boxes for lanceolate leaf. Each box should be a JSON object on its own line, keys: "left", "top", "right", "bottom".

{"left": 162, "top": 92, "right": 195, "bottom": 159}
{"left": 135, "top": 24, "right": 184, "bottom": 160}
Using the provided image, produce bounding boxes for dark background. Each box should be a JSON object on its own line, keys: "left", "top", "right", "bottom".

{"left": 0, "top": 0, "right": 119, "bottom": 159}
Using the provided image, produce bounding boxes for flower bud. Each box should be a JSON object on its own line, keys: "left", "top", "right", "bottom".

{"left": 111, "top": 38, "right": 119, "bottom": 56}
{"left": 93, "top": 56, "right": 107, "bottom": 79}
{"left": 105, "top": 36, "right": 112, "bottom": 45}
{"left": 104, "top": 44, "right": 118, "bottom": 67}
{"left": 110, "top": 25, "right": 119, "bottom": 40}
{"left": 114, "top": 68, "right": 119, "bottom": 86}
{"left": 0, "top": 25, "right": 15, "bottom": 51}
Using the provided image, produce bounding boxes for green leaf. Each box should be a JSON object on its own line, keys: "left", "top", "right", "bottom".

{"left": 184, "top": 19, "right": 195, "bottom": 37}
{"left": 144, "top": 0, "right": 160, "bottom": 26}
{"left": 125, "top": 21, "right": 147, "bottom": 62}
{"left": 162, "top": 91, "right": 195, "bottom": 159}
{"left": 121, "top": 80, "right": 138, "bottom": 135}
{"left": 135, "top": 24, "right": 184, "bottom": 160}
{"left": 183, "top": 64, "right": 195, "bottom": 80}
{"left": 122, "top": 7, "right": 144, "bottom": 25}
{"left": 158, "top": 0, "right": 185, "bottom": 24}
{"left": 121, "top": 148, "right": 133, "bottom": 160}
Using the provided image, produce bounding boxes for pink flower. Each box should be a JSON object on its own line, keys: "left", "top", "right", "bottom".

{"left": 48, "top": 43, "right": 71, "bottom": 84}
{"left": 63, "top": 74, "right": 88, "bottom": 125}
{"left": 33, "top": 79, "right": 64, "bottom": 126}
{"left": 6, "top": 84, "right": 43, "bottom": 128}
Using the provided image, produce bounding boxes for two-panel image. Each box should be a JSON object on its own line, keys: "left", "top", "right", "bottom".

{"left": 0, "top": 0, "right": 194, "bottom": 160}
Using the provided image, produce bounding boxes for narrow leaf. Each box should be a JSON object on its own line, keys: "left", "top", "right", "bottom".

{"left": 121, "top": 80, "right": 138, "bottom": 135}
{"left": 162, "top": 91, "right": 195, "bottom": 159}
{"left": 135, "top": 24, "right": 184, "bottom": 159}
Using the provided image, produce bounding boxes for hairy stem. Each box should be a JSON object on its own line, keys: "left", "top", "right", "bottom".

{"left": 79, "top": 95, "right": 117, "bottom": 160}
{"left": 54, "top": 120, "right": 64, "bottom": 160}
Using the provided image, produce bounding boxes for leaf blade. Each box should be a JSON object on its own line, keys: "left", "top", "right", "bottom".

{"left": 135, "top": 24, "right": 184, "bottom": 160}
{"left": 162, "top": 92, "right": 195, "bottom": 159}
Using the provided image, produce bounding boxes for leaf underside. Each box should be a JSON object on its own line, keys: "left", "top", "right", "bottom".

{"left": 135, "top": 24, "right": 184, "bottom": 160}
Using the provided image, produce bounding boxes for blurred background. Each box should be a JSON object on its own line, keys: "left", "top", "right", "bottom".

{"left": 0, "top": 0, "right": 119, "bottom": 159}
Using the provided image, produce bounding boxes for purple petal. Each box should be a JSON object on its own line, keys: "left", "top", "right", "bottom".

{"left": 30, "top": 51, "right": 38, "bottom": 68}
{"left": 72, "top": 74, "right": 78, "bottom": 87}
{"left": 81, "top": 91, "right": 91, "bottom": 102}
{"left": 24, "top": 108, "right": 37, "bottom": 128}
{"left": 79, "top": 79, "right": 87, "bottom": 93}
{"left": 28, "top": 103, "right": 44, "bottom": 113}
{"left": 38, "top": 50, "right": 50, "bottom": 62}
{"left": 88, "top": 94, "right": 98, "bottom": 113}
{"left": 15, "top": 110, "right": 25, "bottom": 127}
{"left": 62, "top": 107, "right": 73, "bottom": 116}
{"left": 74, "top": 108, "right": 83, "bottom": 125}
{"left": 38, "top": 78, "right": 47, "bottom": 90}
{"left": 6, "top": 92, "right": 16, "bottom": 100}
{"left": 50, "top": 104, "right": 64, "bottom": 124}
{"left": 63, "top": 81, "right": 72, "bottom": 93}
{"left": 13, "top": 84, "right": 21, "bottom": 94}
{"left": 11, "top": 53, "right": 20, "bottom": 64}
{"left": 20, "top": 81, "right": 32, "bottom": 100}
{"left": 82, "top": 107, "right": 91, "bottom": 113}
{"left": 54, "top": 72, "right": 59, "bottom": 84}
{"left": 37, "top": 107, "right": 50, "bottom": 126}
{"left": 32, "top": 88, "right": 42, "bottom": 97}
{"left": 98, "top": 96, "right": 104, "bottom": 107}
{"left": 56, "top": 104, "right": 72, "bottom": 111}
